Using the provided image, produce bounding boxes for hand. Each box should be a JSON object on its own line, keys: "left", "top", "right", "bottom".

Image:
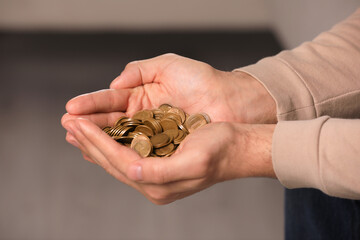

{"left": 62, "top": 117, "right": 275, "bottom": 205}
{"left": 61, "top": 53, "right": 277, "bottom": 203}
{"left": 65, "top": 53, "right": 277, "bottom": 124}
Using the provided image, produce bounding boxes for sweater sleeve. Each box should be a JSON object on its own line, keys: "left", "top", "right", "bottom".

{"left": 273, "top": 116, "right": 360, "bottom": 199}
{"left": 233, "top": 9, "right": 360, "bottom": 199}
{"left": 234, "top": 8, "right": 360, "bottom": 121}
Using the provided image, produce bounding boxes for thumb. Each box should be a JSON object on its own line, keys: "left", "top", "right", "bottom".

{"left": 110, "top": 54, "right": 178, "bottom": 89}
{"left": 126, "top": 149, "right": 206, "bottom": 184}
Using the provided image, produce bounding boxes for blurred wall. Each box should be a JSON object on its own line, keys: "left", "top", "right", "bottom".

{"left": 0, "top": 0, "right": 270, "bottom": 31}
{"left": 1, "top": 0, "right": 358, "bottom": 48}
{"left": 267, "top": 0, "right": 360, "bottom": 49}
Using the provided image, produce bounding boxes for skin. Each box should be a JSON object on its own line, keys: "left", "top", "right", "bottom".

{"left": 61, "top": 53, "right": 277, "bottom": 205}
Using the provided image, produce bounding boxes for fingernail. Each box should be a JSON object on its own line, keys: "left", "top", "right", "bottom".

{"left": 129, "top": 164, "right": 142, "bottom": 181}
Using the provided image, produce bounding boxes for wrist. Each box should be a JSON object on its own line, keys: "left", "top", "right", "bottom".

{"left": 223, "top": 123, "right": 276, "bottom": 180}
{"left": 229, "top": 71, "right": 277, "bottom": 124}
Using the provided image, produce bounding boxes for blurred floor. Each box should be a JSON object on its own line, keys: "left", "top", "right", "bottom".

{"left": 0, "top": 31, "right": 284, "bottom": 240}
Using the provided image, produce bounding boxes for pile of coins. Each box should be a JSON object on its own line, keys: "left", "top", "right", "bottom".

{"left": 102, "top": 104, "right": 210, "bottom": 157}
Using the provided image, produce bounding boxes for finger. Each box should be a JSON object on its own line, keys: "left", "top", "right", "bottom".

{"left": 81, "top": 152, "right": 97, "bottom": 164}
{"left": 127, "top": 148, "right": 208, "bottom": 184}
{"left": 74, "top": 118, "right": 142, "bottom": 176}
{"left": 64, "top": 119, "right": 161, "bottom": 202}
{"left": 65, "top": 89, "right": 131, "bottom": 115}
{"left": 64, "top": 120, "right": 135, "bottom": 184}
{"left": 65, "top": 121, "right": 114, "bottom": 165}
{"left": 62, "top": 112, "right": 126, "bottom": 129}
{"left": 110, "top": 53, "right": 179, "bottom": 89}
{"left": 139, "top": 177, "right": 212, "bottom": 205}
{"left": 65, "top": 131, "right": 80, "bottom": 148}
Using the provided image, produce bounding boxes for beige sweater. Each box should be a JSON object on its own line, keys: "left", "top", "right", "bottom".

{"left": 236, "top": 8, "right": 360, "bottom": 199}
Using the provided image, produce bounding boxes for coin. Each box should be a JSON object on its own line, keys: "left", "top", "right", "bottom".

{"left": 131, "top": 135, "right": 152, "bottom": 158}
{"left": 163, "top": 129, "right": 179, "bottom": 139}
{"left": 151, "top": 133, "right": 171, "bottom": 148}
{"left": 135, "top": 125, "right": 154, "bottom": 136}
{"left": 201, "top": 113, "right": 211, "bottom": 124}
{"left": 113, "top": 136, "right": 134, "bottom": 144}
{"left": 115, "top": 116, "right": 130, "bottom": 126}
{"left": 159, "top": 103, "right": 172, "bottom": 112}
{"left": 163, "top": 112, "right": 182, "bottom": 126}
{"left": 154, "top": 143, "right": 175, "bottom": 156}
{"left": 174, "top": 129, "right": 187, "bottom": 145}
{"left": 132, "top": 110, "right": 153, "bottom": 121}
{"left": 185, "top": 113, "right": 208, "bottom": 133}
{"left": 178, "top": 123, "right": 189, "bottom": 134}
{"left": 108, "top": 125, "right": 125, "bottom": 136}
{"left": 168, "top": 107, "right": 186, "bottom": 123}
{"left": 144, "top": 118, "right": 162, "bottom": 134}
{"left": 164, "top": 149, "right": 177, "bottom": 157}
{"left": 160, "top": 118, "right": 178, "bottom": 131}
{"left": 102, "top": 103, "right": 210, "bottom": 157}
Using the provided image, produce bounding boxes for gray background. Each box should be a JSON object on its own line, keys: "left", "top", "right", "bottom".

{"left": 0, "top": 1, "right": 359, "bottom": 239}
{"left": 0, "top": 32, "right": 284, "bottom": 240}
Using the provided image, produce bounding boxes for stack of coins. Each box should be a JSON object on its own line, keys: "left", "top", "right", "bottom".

{"left": 102, "top": 104, "right": 210, "bottom": 157}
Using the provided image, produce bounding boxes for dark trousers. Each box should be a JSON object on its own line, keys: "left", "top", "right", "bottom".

{"left": 285, "top": 188, "right": 360, "bottom": 240}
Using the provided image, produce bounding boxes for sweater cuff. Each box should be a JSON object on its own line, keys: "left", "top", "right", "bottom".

{"left": 272, "top": 116, "right": 330, "bottom": 190}
{"left": 234, "top": 57, "right": 316, "bottom": 121}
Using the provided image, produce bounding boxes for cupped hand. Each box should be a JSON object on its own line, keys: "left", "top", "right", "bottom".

{"left": 62, "top": 117, "right": 275, "bottom": 205}
{"left": 65, "top": 53, "right": 276, "bottom": 124}
{"left": 61, "top": 53, "right": 277, "bottom": 204}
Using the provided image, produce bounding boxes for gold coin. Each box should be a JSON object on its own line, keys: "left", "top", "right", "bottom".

{"left": 174, "top": 130, "right": 187, "bottom": 145}
{"left": 113, "top": 136, "right": 134, "bottom": 144}
{"left": 154, "top": 114, "right": 164, "bottom": 120}
{"left": 163, "top": 149, "right": 177, "bottom": 157}
{"left": 151, "top": 133, "right": 171, "bottom": 148}
{"left": 102, "top": 126, "right": 112, "bottom": 134}
{"left": 168, "top": 107, "right": 186, "bottom": 123}
{"left": 131, "top": 135, "right": 152, "bottom": 158}
{"left": 127, "top": 131, "right": 140, "bottom": 137}
{"left": 122, "top": 121, "right": 142, "bottom": 127}
{"left": 102, "top": 104, "right": 209, "bottom": 158}
{"left": 201, "top": 113, "right": 211, "bottom": 123}
{"left": 154, "top": 143, "right": 175, "bottom": 156}
{"left": 178, "top": 123, "right": 189, "bottom": 134}
{"left": 119, "top": 126, "right": 133, "bottom": 136}
{"left": 108, "top": 125, "right": 125, "bottom": 136}
{"left": 115, "top": 116, "right": 130, "bottom": 126}
{"left": 185, "top": 113, "right": 207, "bottom": 133}
{"left": 152, "top": 108, "right": 164, "bottom": 115}
{"left": 163, "top": 112, "right": 182, "bottom": 126}
{"left": 163, "top": 129, "right": 179, "bottom": 140}
{"left": 144, "top": 118, "right": 162, "bottom": 134}
{"left": 132, "top": 110, "right": 153, "bottom": 121}
{"left": 135, "top": 125, "right": 154, "bottom": 136}
{"left": 160, "top": 118, "right": 178, "bottom": 131}
{"left": 159, "top": 103, "right": 172, "bottom": 112}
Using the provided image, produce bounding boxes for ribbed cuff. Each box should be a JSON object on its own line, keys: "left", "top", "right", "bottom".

{"left": 272, "top": 116, "right": 330, "bottom": 190}
{"left": 234, "top": 56, "right": 316, "bottom": 121}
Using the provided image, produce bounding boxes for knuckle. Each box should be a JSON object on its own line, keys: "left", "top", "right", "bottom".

{"left": 151, "top": 164, "right": 167, "bottom": 184}
{"left": 162, "top": 53, "right": 178, "bottom": 58}
{"left": 125, "top": 60, "right": 140, "bottom": 69}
